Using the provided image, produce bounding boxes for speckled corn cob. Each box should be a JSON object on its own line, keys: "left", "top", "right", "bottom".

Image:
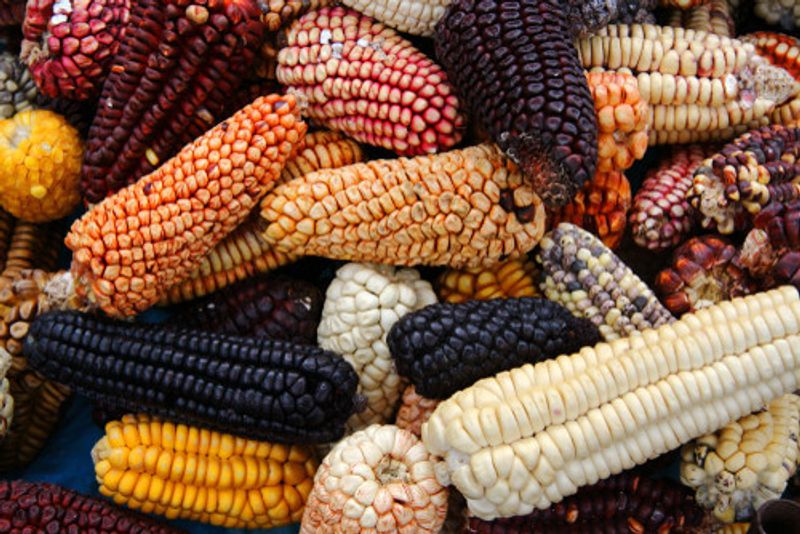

{"left": 339, "top": 0, "right": 449, "bottom": 36}
{"left": 0, "top": 53, "right": 37, "bottom": 120}
{"left": 388, "top": 297, "right": 600, "bottom": 399}
{"left": 537, "top": 223, "right": 674, "bottom": 340}
{"left": 549, "top": 171, "right": 632, "bottom": 250}
{"left": 395, "top": 385, "right": 439, "bottom": 438}
{"left": 260, "top": 0, "right": 332, "bottom": 31}
{"left": 436, "top": 0, "right": 598, "bottom": 207}
{"left": 465, "top": 472, "right": 706, "bottom": 533}
{"left": 162, "top": 130, "right": 363, "bottom": 304}
{"left": 1, "top": 219, "right": 60, "bottom": 275}
{"left": 665, "top": 0, "right": 735, "bottom": 37}
{"left": 259, "top": 144, "right": 546, "bottom": 269}
{"left": 681, "top": 394, "right": 800, "bottom": 523}
{"left": 66, "top": 94, "right": 307, "bottom": 318}
{"left": 277, "top": 7, "right": 464, "bottom": 156}
{"left": 629, "top": 144, "right": 713, "bottom": 252}
{"left": 741, "top": 32, "right": 800, "bottom": 130}
{"left": 93, "top": 414, "right": 317, "bottom": 529}
{"left": 754, "top": 0, "right": 800, "bottom": 30}
{"left": 80, "top": 0, "right": 267, "bottom": 203}
{"left": 436, "top": 258, "right": 539, "bottom": 304}
{"left": 301, "top": 424, "right": 448, "bottom": 533}
{"left": 422, "top": 287, "right": 800, "bottom": 520}
{"left": 655, "top": 235, "right": 758, "bottom": 315}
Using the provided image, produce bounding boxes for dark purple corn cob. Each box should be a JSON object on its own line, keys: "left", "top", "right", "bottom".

{"left": 0, "top": 479, "right": 183, "bottom": 533}
{"left": 387, "top": 297, "right": 600, "bottom": 399}
{"left": 80, "top": 0, "right": 266, "bottom": 203}
{"left": 435, "top": 0, "right": 598, "bottom": 207}
{"left": 24, "top": 310, "right": 360, "bottom": 443}
{"left": 169, "top": 275, "right": 323, "bottom": 343}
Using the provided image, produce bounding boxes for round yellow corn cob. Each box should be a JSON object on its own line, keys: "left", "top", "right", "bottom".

{"left": 339, "top": 0, "right": 450, "bottom": 36}
{"left": 437, "top": 258, "right": 539, "bottom": 304}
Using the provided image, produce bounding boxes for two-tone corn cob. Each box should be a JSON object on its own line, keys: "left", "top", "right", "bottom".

{"left": 395, "top": 385, "right": 440, "bottom": 438}
{"left": 301, "top": 424, "right": 448, "bottom": 533}
{"left": 0, "top": 347, "right": 12, "bottom": 440}
{"left": 436, "top": 258, "right": 539, "bottom": 304}
{"left": 0, "top": 479, "right": 183, "bottom": 533}
{"left": 259, "top": 144, "right": 546, "bottom": 269}
{"left": 25, "top": 310, "right": 360, "bottom": 443}
{"left": 388, "top": 297, "right": 601, "bottom": 399}
{"left": 665, "top": 0, "right": 736, "bottom": 37}
{"left": 338, "top": 0, "right": 449, "bottom": 36}
{"left": 0, "top": 53, "right": 37, "bottom": 120}
{"left": 423, "top": 286, "right": 800, "bottom": 519}
{"left": 754, "top": 0, "right": 800, "bottom": 30}
{"left": 93, "top": 414, "right": 317, "bottom": 529}
{"left": 317, "top": 262, "right": 436, "bottom": 430}
{"left": 681, "top": 394, "right": 800, "bottom": 523}
{"left": 66, "top": 94, "right": 307, "bottom": 318}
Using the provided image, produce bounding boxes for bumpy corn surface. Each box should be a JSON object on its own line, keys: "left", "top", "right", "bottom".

{"left": 388, "top": 297, "right": 601, "bottom": 399}
{"left": 436, "top": 0, "right": 597, "bottom": 207}
{"left": 260, "top": 144, "right": 546, "bottom": 269}
{"left": 666, "top": 0, "right": 735, "bottom": 37}
{"left": 1, "top": 219, "right": 60, "bottom": 276}
{"left": 0, "top": 53, "right": 37, "bottom": 120}
{"left": 278, "top": 7, "right": 464, "bottom": 156}
{"left": 681, "top": 394, "right": 800, "bottom": 523}
{"left": 301, "top": 424, "right": 448, "bottom": 533}
{"left": 437, "top": 258, "right": 539, "bottom": 304}
{"left": 318, "top": 262, "right": 436, "bottom": 430}
{"left": 423, "top": 287, "right": 800, "bottom": 519}
{"left": 67, "top": 94, "right": 307, "bottom": 318}
{"left": 0, "top": 479, "right": 183, "bottom": 533}
{"left": 739, "top": 200, "right": 800, "bottom": 289}
{"left": 537, "top": 223, "right": 674, "bottom": 340}
{"left": 25, "top": 310, "right": 360, "bottom": 443}
{"left": 339, "top": 0, "right": 449, "bottom": 36}
{"left": 755, "top": 0, "right": 800, "bottom": 30}
{"left": 260, "top": 0, "right": 332, "bottom": 31}
{"left": 0, "top": 347, "right": 12, "bottom": 440}
{"left": 0, "top": 109, "right": 82, "bottom": 222}
{"left": 395, "top": 385, "right": 439, "bottom": 438}
{"left": 93, "top": 414, "right": 317, "bottom": 529}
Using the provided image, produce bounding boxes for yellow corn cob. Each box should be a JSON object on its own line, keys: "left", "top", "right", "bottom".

{"left": 423, "top": 287, "right": 800, "bottom": 520}
{"left": 92, "top": 414, "right": 318, "bottom": 529}
{"left": 259, "top": 144, "right": 546, "bottom": 269}
{"left": 437, "top": 258, "right": 539, "bottom": 304}
{"left": 339, "top": 0, "right": 451, "bottom": 36}
{"left": 0, "top": 347, "right": 12, "bottom": 441}
{"left": 718, "top": 524, "right": 751, "bottom": 534}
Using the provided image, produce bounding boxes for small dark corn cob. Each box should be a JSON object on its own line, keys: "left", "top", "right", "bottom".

{"left": 0, "top": 0, "right": 23, "bottom": 26}
{"left": 25, "top": 310, "right": 360, "bottom": 443}
{"left": 0, "top": 219, "right": 60, "bottom": 276}
{"left": 388, "top": 297, "right": 600, "bottom": 399}
{"left": 537, "top": 223, "right": 674, "bottom": 340}
{"left": 170, "top": 274, "right": 323, "bottom": 343}
{"left": 0, "top": 479, "right": 184, "bottom": 533}
{"left": 435, "top": 0, "right": 598, "bottom": 207}
{"left": 655, "top": 235, "right": 758, "bottom": 315}
{"left": 465, "top": 473, "right": 706, "bottom": 534}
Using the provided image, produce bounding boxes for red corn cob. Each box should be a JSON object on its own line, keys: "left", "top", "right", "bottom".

{"left": 744, "top": 32, "right": 800, "bottom": 81}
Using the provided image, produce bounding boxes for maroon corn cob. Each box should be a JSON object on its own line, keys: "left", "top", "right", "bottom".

{"left": 740, "top": 200, "right": 800, "bottom": 289}
{"left": 80, "top": 0, "right": 266, "bottom": 204}
{"left": 0, "top": 0, "right": 24, "bottom": 26}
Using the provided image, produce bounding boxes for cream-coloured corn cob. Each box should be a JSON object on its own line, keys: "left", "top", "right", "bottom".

{"left": 339, "top": 0, "right": 451, "bottom": 36}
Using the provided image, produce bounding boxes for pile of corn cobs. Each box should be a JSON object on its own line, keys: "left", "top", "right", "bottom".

{"left": 2, "top": 0, "right": 800, "bottom": 532}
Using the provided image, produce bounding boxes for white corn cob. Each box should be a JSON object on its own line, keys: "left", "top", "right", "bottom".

{"left": 339, "top": 0, "right": 451, "bottom": 36}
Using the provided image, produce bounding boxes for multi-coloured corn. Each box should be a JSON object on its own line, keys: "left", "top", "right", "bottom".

{"left": 339, "top": 0, "right": 449, "bottom": 36}
{"left": 436, "top": 258, "right": 539, "bottom": 304}
{"left": 739, "top": 200, "right": 800, "bottom": 289}
{"left": 0, "top": 53, "right": 37, "bottom": 120}
{"left": 395, "top": 385, "right": 439, "bottom": 438}
{"left": 259, "top": 0, "right": 332, "bottom": 31}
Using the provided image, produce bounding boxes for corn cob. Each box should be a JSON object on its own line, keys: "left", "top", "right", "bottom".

{"left": 339, "top": 0, "right": 449, "bottom": 36}
{"left": 423, "top": 286, "right": 800, "bottom": 520}
{"left": 655, "top": 235, "right": 758, "bottom": 315}
{"left": 395, "top": 385, "right": 440, "bottom": 438}
{"left": 688, "top": 125, "right": 800, "bottom": 234}
{"left": 0, "top": 0, "right": 23, "bottom": 25}
{"left": 92, "top": 414, "right": 317, "bottom": 529}
{"left": 161, "top": 130, "right": 363, "bottom": 304}
{"left": 26, "top": 310, "right": 360, "bottom": 443}
{"left": 1, "top": 219, "right": 60, "bottom": 275}
{"left": 277, "top": 7, "right": 465, "bottom": 156}
{"left": 170, "top": 274, "right": 322, "bottom": 343}
{"left": 80, "top": 0, "right": 267, "bottom": 203}
{"left": 665, "top": 0, "right": 735, "bottom": 37}
{"left": 659, "top": 0, "right": 709, "bottom": 7}
{"left": 436, "top": 0, "right": 597, "bottom": 207}
{"left": 465, "top": 472, "right": 706, "bottom": 533}
{"left": 301, "top": 424, "right": 448, "bottom": 533}
{"left": 629, "top": 144, "right": 712, "bottom": 252}
{"left": 317, "top": 262, "right": 436, "bottom": 430}
{"left": 389, "top": 297, "right": 601, "bottom": 399}
{"left": 548, "top": 171, "right": 632, "bottom": 250}
{"left": 0, "top": 53, "right": 37, "bottom": 120}
{"left": 0, "top": 347, "right": 12, "bottom": 440}
{"left": 259, "top": 144, "right": 546, "bottom": 269}
{"left": 681, "top": 394, "right": 800, "bottom": 523}
{"left": 67, "top": 94, "right": 307, "bottom": 318}
{"left": 537, "top": 223, "right": 674, "bottom": 340}
{"left": 0, "top": 479, "right": 183, "bottom": 533}
{"left": 738, "top": 200, "right": 800, "bottom": 290}
{"left": 259, "top": 0, "right": 332, "bottom": 31}
{"left": 754, "top": 0, "right": 800, "bottom": 30}
{"left": 718, "top": 524, "right": 751, "bottom": 534}
{"left": 437, "top": 258, "right": 540, "bottom": 304}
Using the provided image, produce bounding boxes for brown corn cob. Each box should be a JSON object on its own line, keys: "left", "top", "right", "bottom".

{"left": 66, "top": 94, "right": 307, "bottom": 318}
{"left": 395, "top": 384, "right": 440, "bottom": 438}
{"left": 436, "top": 258, "right": 540, "bottom": 304}
{"left": 654, "top": 235, "right": 758, "bottom": 315}
{"left": 259, "top": 144, "right": 547, "bottom": 269}
{"left": 665, "top": 0, "right": 736, "bottom": 37}
{"left": 260, "top": 0, "right": 332, "bottom": 31}
{"left": 161, "top": 130, "right": 364, "bottom": 304}
{"left": 2, "top": 220, "right": 59, "bottom": 275}
{"left": 548, "top": 171, "right": 632, "bottom": 250}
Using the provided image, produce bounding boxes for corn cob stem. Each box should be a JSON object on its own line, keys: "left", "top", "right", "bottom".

{"left": 436, "top": 258, "right": 540, "bottom": 304}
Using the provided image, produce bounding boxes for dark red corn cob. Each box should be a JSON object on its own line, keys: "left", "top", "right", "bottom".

{"left": 0, "top": 479, "right": 183, "bottom": 533}
{"left": 435, "top": 0, "right": 598, "bottom": 207}
{"left": 169, "top": 274, "right": 323, "bottom": 343}
{"left": 0, "top": 0, "right": 24, "bottom": 26}
{"left": 80, "top": 0, "right": 266, "bottom": 203}
{"left": 741, "top": 200, "right": 800, "bottom": 289}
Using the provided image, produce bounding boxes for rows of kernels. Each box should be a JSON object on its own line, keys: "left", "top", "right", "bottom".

{"left": 0, "top": 347, "right": 12, "bottom": 439}
{"left": 340, "top": 0, "right": 450, "bottom": 36}
{"left": 665, "top": 0, "right": 735, "bottom": 37}
{"left": 260, "top": 0, "right": 333, "bottom": 31}
{"left": 395, "top": 385, "right": 440, "bottom": 438}
{"left": 754, "top": 0, "right": 800, "bottom": 30}
{"left": 436, "top": 258, "right": 539, "bottom": 304}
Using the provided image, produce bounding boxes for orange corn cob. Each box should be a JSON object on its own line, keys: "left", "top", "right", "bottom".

{"left": 394, "top": 385, "right": 440, "bottom": 438}
{"left": 65, "top": 94, "right": 307, "bottom": 317}
{"left": 436, "top": 257, "right": 539, "bottom": 304}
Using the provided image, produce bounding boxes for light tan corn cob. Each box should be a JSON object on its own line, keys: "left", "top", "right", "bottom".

{"left": 339, "top": 0, "right": 451, "bottom": 36}
{"left": 754, "top": 0, "right": 800, "bottom": 30}
{"left": 681, "top": 394, "right": 800, "bottom": 523}
{"left": 437, "top": 258, "right": 539, "bottom": 304}
{"left": 665, "top": 0, "right": 735, "bottom": 37}
{"left": 0, "top": 347, "right": 12, "bottom": 441}
{"left": 259, "top": 144, "right": 546, "bottom": 269}
{"left": 423, "top": 286, "right": 800, "bottom": 520}
{"left": 718, "top": 524, "right": 751, "bottom": 534}
{"left": 395, "top": 385, "right": 440, "bottom": 438}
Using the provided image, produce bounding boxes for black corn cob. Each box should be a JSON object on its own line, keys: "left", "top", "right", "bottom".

{"left": 387, "top": 298, "right": 600, "bottom": 399}
{"left": 0, "top": 479, "right": 184, "bottom": 533}
{"left": 169, "top": 275, "right": 323, "bottom": 343}
{"left": 24, "top": 311, "right": 360, "bottom": 443}
{"left": 435, "top": 0, "right": 598, "bottom": 207}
